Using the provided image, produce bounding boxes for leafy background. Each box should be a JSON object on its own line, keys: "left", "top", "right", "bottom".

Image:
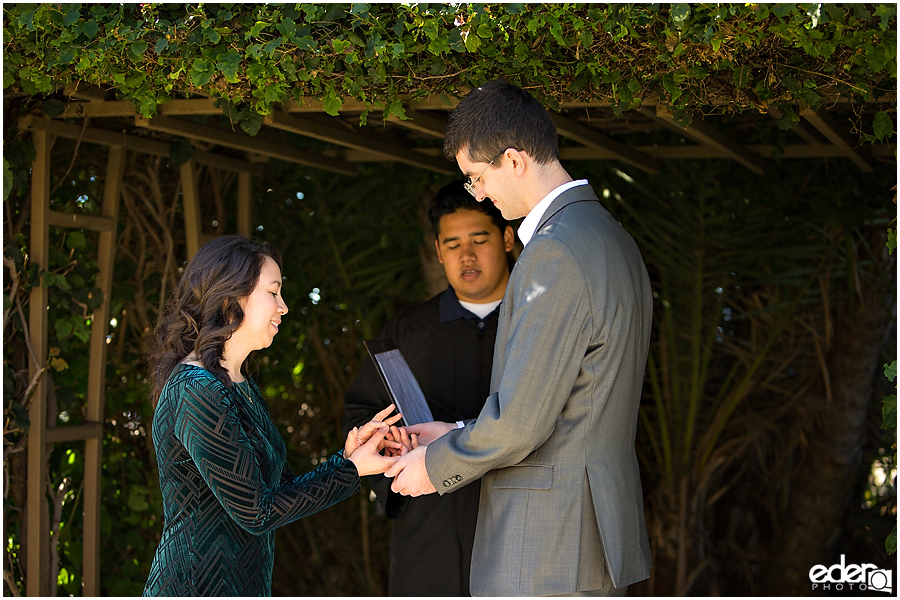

{"left": 3, "top": 3, "right": 896, "bottom": 596}
{"left": 3, "top": 4, "right": 896, "bottom": 132}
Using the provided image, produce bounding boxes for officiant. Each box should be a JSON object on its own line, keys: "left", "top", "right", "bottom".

{"left": 342, "top": 180, "right": 515, "bottom": 596}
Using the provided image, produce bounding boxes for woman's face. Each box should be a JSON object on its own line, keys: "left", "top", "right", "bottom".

{"left": 235, "top": 256, "right": 288, "bottom": 351}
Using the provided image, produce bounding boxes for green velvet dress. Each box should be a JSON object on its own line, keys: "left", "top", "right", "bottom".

{"left": 143, "top": 364, "right": 360, "bottom": 596}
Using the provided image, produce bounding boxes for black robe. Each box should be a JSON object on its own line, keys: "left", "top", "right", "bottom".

{"left": 342, "top": 286, "right": 499, "bottom": 596}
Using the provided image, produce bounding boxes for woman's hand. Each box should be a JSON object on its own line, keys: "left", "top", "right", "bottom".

{"left": 344, "top": 404, "right": 403, "bottom": 461}
{"left": 347, "top": 430, "right": 402, "bottom": 476}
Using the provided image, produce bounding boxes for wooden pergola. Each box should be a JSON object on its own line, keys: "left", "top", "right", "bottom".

{"left": 17, "top": 81, "right": 895, "bottom": 595}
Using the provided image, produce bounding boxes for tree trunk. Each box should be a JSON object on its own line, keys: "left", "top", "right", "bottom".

{"left": 762, "top": 233, "right": 895, "bottom": 595}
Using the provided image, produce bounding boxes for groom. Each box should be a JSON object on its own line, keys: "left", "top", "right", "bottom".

{"left": 385, "top": 80, "right": 653, "bottom": 596}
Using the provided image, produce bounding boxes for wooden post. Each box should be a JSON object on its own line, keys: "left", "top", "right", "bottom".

{"left": 16, "top": 116, "right": 258, "bottom": 596}
{"left": 27, "top": 129, "right": 51, "bottom": 597}
{"left": 180, "top": 160, "right": 202, "bottom": 258}
{"left": 82, "top": 145, "right": 124, "bottom": 595}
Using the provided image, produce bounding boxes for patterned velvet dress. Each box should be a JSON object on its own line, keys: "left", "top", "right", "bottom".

{"left": 143, "top": 364, "right": 360, "bottom": 596}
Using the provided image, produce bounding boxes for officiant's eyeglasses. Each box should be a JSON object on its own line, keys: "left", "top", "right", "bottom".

{"left": 463, "top": 148, "right": 508, "bottom": 197}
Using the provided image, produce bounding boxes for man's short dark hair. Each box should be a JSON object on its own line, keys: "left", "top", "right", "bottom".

{"left": 429, "top": 180, "right": 508, "bottom": 238}
{"left": 443, "top": 79, "right": 559, "bottom": 166}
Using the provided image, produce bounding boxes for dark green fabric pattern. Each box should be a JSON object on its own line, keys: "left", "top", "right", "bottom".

{"left": 143, "top": 364, "right": 360, "bottom": 596}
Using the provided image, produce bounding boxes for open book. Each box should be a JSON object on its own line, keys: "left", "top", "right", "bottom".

{"left": 364, "top": 338, "right": 434, "bottom": 426}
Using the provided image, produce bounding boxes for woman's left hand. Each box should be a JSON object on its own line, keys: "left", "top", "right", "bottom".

{"left": 344, "top": 404, "right": 403, "bottom": 459}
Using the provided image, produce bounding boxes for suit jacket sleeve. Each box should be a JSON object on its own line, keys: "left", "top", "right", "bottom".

{"left": 425, "top": 235, "right": 596, "bottom": 492}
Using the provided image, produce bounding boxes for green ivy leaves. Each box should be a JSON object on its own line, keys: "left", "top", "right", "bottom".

{"left": 189, "top": 59, "right": 214, "bottom": 87}
{"left": 884, "top": 362, "right": 897, "bottom": 425}
{"left": 1, "top": 3, "right": 896, "bottom": 133}
{"left": 217, "top": 49, "right": 242, "bottom": 83}
{"left": 883, "top": 358, "right": 897, "bottom": 556}
{"left": 323, "top": 86, "right": 343, "bottom": 116}
{"left": 873, "top": 111, "right": 894, "bottom": 141}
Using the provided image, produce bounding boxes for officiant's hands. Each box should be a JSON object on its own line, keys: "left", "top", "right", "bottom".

{"left": 402, "top": 421, "right": 458, "bottom": 446}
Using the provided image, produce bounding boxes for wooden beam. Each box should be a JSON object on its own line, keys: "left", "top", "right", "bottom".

{"left": 800, "top": 107, "right": 876, "bottom": 172}
{"left": 180, "top": 160, "right": 203, "bottom": 259}
{"left": 278, "top": 97, "right": 366, "bottom": 112}
{"left": 62, "top": 81, "right": 111, "bottom": 102}
{"left": 59, "top": 98, "right": 221, "bottom": 119}
{"left": 380, "top": 93, "right": 654, "bottom": 112}
{"left": 136, "top": 114, "right": 358, "bottom": 176}
{"left": 52, "top": 93, "right": 895, "bottom": 121}
{"left": 50, "top": 94, "right": 643, "bottom": 119}
{"left": 191, "top": 152, "right": 263, "bottom": 176}
{"left": 550, "top": 112, "right": 661, "bottom": 174}
{"left": 766, "top": 107, "right": 828, "bottom": 145}
{"left": 641, "top": 105, "right": 765, "bottom": 174}
{"left": 19, "top": 116, "right": 262, "bottom": 174}
{"left": 562, "top": 144, "right": 856, "bottom": 160}
{"left": 47, "top": 211, "right": 115, "bottom": 232}
{"left": 281, "top": 94, "right": 459, "bottom": 113}
{"left": 49, "top": 93, "right": 653, "bottom": 116}
{"left": 27, "top": 128, "right": 51, "bottom": 597}
{"left": 386, "top": 106, "right": 448, "bottom": 138}
{"left": 45, "top": 422, "right": 103, "bottom": 444}
{"left": 58, "top": 100, "right": 143, "bottom": 119}
{"left": 82, "top": 144, "right": 124, "bottom": 596}
{"left": 263, "top": 111, "right": 454, "bottom": 174}
{"left": 340, "top": 142, "right": 895, "bottom": 162}
{"left": 159, "top": 99, "right": 222, "bottom": 115}
{"left": 21, "top": 114, "right": 167, "bottom": 153}
{"left": 54, "top": 94, "right": 658, "bottom": 118}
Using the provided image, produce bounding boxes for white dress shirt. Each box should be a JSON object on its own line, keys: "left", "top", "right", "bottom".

{"left": 459, "top": 299, "right": 502, "bottom": 319}
{"left": 517, "top": 179, "right": 589, "bottom": 246}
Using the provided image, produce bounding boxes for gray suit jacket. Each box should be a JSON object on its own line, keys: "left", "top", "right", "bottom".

{"left": 425, "top": 184, "right": 653, "bottom": 596}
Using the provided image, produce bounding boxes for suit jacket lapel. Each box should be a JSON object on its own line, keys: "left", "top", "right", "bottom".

{"left": 535, "top": 184, "right": 601, "bottom": 235}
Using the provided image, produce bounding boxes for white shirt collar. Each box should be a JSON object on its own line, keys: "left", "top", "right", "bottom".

{"left": 517, "top": 180, "right": 589, "bottom": 246}
{"left": 458, "top": 299, "right": 502, "bottom": 319}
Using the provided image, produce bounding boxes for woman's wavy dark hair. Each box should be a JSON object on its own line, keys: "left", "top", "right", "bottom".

{"left": 148, "top": 235, "right": 282, "bottom": 407}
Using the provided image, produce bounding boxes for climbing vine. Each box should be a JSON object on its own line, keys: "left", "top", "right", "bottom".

{"left": 3, "top": 4, "right": 897, "bottom": 596}
{"left": 3, "top": 3, "right": 896, "bottom": 135}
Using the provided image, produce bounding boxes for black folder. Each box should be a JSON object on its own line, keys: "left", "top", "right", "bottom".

{"left": 364, "top": 338, "right": 434, "bottom": 426}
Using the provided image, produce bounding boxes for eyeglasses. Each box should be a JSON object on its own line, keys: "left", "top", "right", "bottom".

{"left": 463, "top": 149, "right": 507, "bottom": 198}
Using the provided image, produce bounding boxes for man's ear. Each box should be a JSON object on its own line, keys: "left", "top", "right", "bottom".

{"left": 434, "top": 238, "right": 443, "bottom": 264}
{"left": 506, "top": 148, "right": 527, "bottom": 175}
{"left": 503, "top": 225, "right": 515, "bottom": 252}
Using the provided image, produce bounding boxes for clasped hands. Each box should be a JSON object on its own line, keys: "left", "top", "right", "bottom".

{"left": 344, "top": 408, "right": 459, "bottom": 497}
